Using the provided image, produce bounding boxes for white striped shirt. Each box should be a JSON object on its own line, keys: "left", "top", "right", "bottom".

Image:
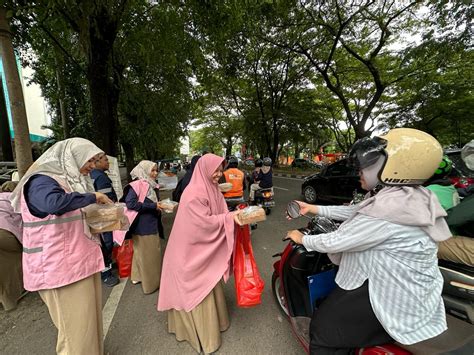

{"left": 302, "top": 205, "right": 447, "bottom": 345}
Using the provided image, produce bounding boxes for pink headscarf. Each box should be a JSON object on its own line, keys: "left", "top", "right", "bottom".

{"left": 157, "top": 154, "right": 235, "bottom": 312}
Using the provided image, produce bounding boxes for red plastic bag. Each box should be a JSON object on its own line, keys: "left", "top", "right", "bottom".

{"left": 115, "top": 239, "right": 133, "bottom": 278}
{"left": 233, "top": 224, "right": 264, "bottom": 307}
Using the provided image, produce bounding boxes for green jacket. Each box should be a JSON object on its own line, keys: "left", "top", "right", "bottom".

{"left": 426, "top": 184, "right": 459, "bottom": 211}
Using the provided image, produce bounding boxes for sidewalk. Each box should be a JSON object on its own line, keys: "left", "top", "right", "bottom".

{"left": 273, "top": 172, "right": 307, "bottom": 179}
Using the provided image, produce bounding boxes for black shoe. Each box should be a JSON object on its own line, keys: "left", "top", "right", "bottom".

{"left": 102, "top": 275, "right": 120, "bottom": 287}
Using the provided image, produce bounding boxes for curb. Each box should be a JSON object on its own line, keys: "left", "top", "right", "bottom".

{"left": 273, "top": 173, "right": 307, "bottom": 179}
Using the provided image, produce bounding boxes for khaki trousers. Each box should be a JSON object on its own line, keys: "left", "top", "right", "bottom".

{"left": 131, "top": 234, "right": 162, "bottom": 294}
{"left": 39, "top": 273, "right": 103, "bottom": 355}
{"left": 168, "top": 281, "right": 230, "bottom": 354}
{"left": 0, "top": 229, "right": 23, "bottom": 311}
{"left": 438, "top": 236, "right": 474, "bottom": 266}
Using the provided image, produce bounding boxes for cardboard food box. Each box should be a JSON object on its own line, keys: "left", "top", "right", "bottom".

{"left": 238, "top": 206, "right": 266, "bottom": 225}
{"left": 158, "top": 198, "right": 179, "bottom": 213}
{"left": 218, "top": 183, "right": 233, "bottom": 192}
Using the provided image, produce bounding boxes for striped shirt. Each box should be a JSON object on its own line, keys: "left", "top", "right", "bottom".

{"left": 302, "top": 205, "right": 447, "bottom": 345}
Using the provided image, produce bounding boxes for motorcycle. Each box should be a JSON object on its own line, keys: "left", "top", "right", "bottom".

{"left": 252, "top": 187, "right": 275, "bottom": 215}
{"left": 272, "top": 201, "right": 474, "bottom": 354}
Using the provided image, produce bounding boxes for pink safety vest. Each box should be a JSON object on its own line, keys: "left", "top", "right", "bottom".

{"left": 20, "top": 175, "right": 104, "bottom": 292}
{"left": 113, "top": 180, "right": 151, "bottom": 245}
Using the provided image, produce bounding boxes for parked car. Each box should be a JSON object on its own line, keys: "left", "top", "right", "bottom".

{"left": 301, "top": 158, "right": 364, "bottom": 204}
{"left": 291, "top": 158, "right": 310, "bottom": 168}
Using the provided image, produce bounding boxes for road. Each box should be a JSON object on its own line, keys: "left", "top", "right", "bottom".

{"left": 1, "top": 176, "right": 307, "bottom": 355}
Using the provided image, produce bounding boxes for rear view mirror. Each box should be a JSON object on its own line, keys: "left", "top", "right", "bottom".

{"left": 287, "top": 201, "right": 301, "bottom": 219}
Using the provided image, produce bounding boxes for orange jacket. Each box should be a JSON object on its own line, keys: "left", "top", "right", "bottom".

{"left": 223, "top": 168, "right": 245, "bottom": 198}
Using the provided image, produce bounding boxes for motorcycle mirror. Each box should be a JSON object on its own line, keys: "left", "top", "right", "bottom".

{"left": 287, "top": 201, "right": 311, "bottom": 219}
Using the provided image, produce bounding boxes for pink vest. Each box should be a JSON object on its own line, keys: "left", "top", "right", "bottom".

{"left": 20, "top": 176, "right": 104, "bottom": 291}
{"left": 113, "top": 180, "right": 150, "bottom": 245}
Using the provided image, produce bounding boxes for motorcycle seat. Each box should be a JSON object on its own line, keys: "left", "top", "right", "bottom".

{"left": 439, "top": 259, "right": 474, "bottom": 277}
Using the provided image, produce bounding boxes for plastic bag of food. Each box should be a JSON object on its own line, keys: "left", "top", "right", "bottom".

{"left": 218, "top": 182, "right": 233, "bottom": 192}
{"left": 83, "top": 203, "right": 130, "bottom": 233}
{"left": 157, "top": 198, "right": 179, "bottom": 213}
{"left": 238, "top": 206, "right": 266, "bottom": 225}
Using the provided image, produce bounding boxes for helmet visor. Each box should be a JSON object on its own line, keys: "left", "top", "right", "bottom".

{"left": 349, "top": 136, "right": 387, "bottom": 169}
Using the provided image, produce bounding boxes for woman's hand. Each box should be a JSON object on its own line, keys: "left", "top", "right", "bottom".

{"left": 285, "top": 230, "right": 304, "bottom": 244}
{"left": 232, "top": 209, "right": 243, "bottom": 226}
{"left": 94, "top": 192, "right": 113, "bottom": 204}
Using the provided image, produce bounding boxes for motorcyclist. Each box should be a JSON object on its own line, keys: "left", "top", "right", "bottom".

{"left": 249, "top": 157, "right": 273, "bottom": 201}
{"left": 220, "top": 156, "right": 246, "bottom": 200}
{"left": 438, "top": 139, "right": 474, "bottom": 266}
{"left": 248, "top": 158, "right": 263, "bottom": 190}
{"left": 423, "top": 155, "right": 460, "bottom": 211}
{"left": 286, "top": 128, "right": 451, "bottom": 354}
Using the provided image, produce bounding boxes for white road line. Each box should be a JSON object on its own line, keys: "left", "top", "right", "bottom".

{"left": 274, "top": 176, "right": 305, "bottom": 181}
{"left": 102, "top": 278, "right": 128, "bottom": 339}
{"left": 273, "top": 186, "right": 289, "bottom": 191}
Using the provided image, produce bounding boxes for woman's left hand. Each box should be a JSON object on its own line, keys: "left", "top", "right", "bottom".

{"left": 285, "top": 230, "right": 304, "bottom": 244}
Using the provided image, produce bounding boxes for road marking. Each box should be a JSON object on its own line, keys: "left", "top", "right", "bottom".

{"left": 103, "top": 278, "right": 127, "bottom": 339}
{"left": 274, "top": 176, "right": 304, "bottom": 181}
{"left": 273, "top": 186, "right": 289, "bottom": 191}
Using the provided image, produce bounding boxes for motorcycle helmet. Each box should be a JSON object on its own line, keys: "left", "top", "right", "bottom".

{"left": 263, "top": 157, "right": 272, "bottom": 166}
{"left": 227, "top": 156, "right": 239, "bottom": 168}
{"left": 433, "top": 156, "right": 453, "bottom": 178}
{"left": 255, "top": 159, "right": 263, "bottom": 168}
{"left": 349, "top": 128, "right": 443, "bottom": 186}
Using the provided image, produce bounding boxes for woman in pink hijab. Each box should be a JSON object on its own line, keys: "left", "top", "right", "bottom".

{"left": 157, "top": 154, "right": 242, "bottom": 354}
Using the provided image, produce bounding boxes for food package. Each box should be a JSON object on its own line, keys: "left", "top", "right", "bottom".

{"left": 83, "top": 203, "right": 129, "bottom": 233}
{"left": 238, "top": 206, "right": 266, "bottom": 225}
{"left": 219, "top": 182, "right": 233, "bottom": 192}
{"left": 157, "top": 198, "right": 179, "bottom": 213}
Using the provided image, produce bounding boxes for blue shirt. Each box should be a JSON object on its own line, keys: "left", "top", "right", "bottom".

{"left": 124, "top": 186, "right": 159, "bottom": 236}
{"left": 90, "top": 169, "right": 118, "bottom": 202}
{"left": 25, "top": 175, "right": 96, "bottom": 218}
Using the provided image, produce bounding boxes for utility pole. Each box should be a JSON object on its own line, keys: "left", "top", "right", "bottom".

{"left": 0, "top": 7, "right": 33, "bottom": 177}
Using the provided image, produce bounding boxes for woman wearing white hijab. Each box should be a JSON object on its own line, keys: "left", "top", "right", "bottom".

{"left": 10, "top": 138, "right": 112, "bottom": 355}
{"left": 121, "top": 160, "right": 163, "bottom": 294}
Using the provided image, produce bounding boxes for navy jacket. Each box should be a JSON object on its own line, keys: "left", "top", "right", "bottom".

{"left": 257, "top": 168, "right": 273, "bottom": 188}
{"left": 24, "top": 174, "right": 96, "bottom": 218}
{"left": 123, "top": 185, "right": 162, "bottom": 237}
{"left": 90, "top": 169, "right": 118, "bottom": 202}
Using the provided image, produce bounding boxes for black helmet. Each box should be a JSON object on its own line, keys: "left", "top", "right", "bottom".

{"left": 255, "top": 159, "right": 263, "bottom": 167}
{"left": 263, "top": 157, "right": 272, "bottom": 166}
{"left": 228, "top": 156, "right": 238, "bottom": 167}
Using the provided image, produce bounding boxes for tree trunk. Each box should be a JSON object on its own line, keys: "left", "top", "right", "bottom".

{"left": 86, "top": 12, "right": 119, "bottom": 156}
{"left": 0, "top": 75, "right": 13, "bottom": 161}
{"left": 54, "top": 51, "right": 69, "bottom": 139}
{"left": 122, "top": 142, "right": 135, "bottom": 183}
{"left": 0, "top": 8, "right": 33, "bottom": 176}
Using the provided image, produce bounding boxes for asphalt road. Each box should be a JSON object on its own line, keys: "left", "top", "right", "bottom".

{"left": 1, "top": 176, "right": 307, "bottom": 355}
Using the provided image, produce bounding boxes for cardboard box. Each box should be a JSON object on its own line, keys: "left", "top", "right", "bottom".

{"left": 238, "top": 206, "right": 266, "bottom": 225}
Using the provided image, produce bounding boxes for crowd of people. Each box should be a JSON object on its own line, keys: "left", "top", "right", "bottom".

{"left": 0, "top": 131, "right": 472, "bottom": 355}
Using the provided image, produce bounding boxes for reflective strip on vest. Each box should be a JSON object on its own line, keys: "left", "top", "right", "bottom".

{"left": 98, "top": 188, "right": 112, "bottom": 193}
{"left": 22, "top": 214, "right": 83, "bottom": 228}
{"left": 23, "top": 246, "right": 43, "bottom": 254}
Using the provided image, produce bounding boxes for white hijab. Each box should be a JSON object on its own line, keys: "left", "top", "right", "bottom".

{"left": 130, "top": 160, "right": 158, "bottom": 202}
{"left": 10, "top": 138, "right": 103, "bottom": 212}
